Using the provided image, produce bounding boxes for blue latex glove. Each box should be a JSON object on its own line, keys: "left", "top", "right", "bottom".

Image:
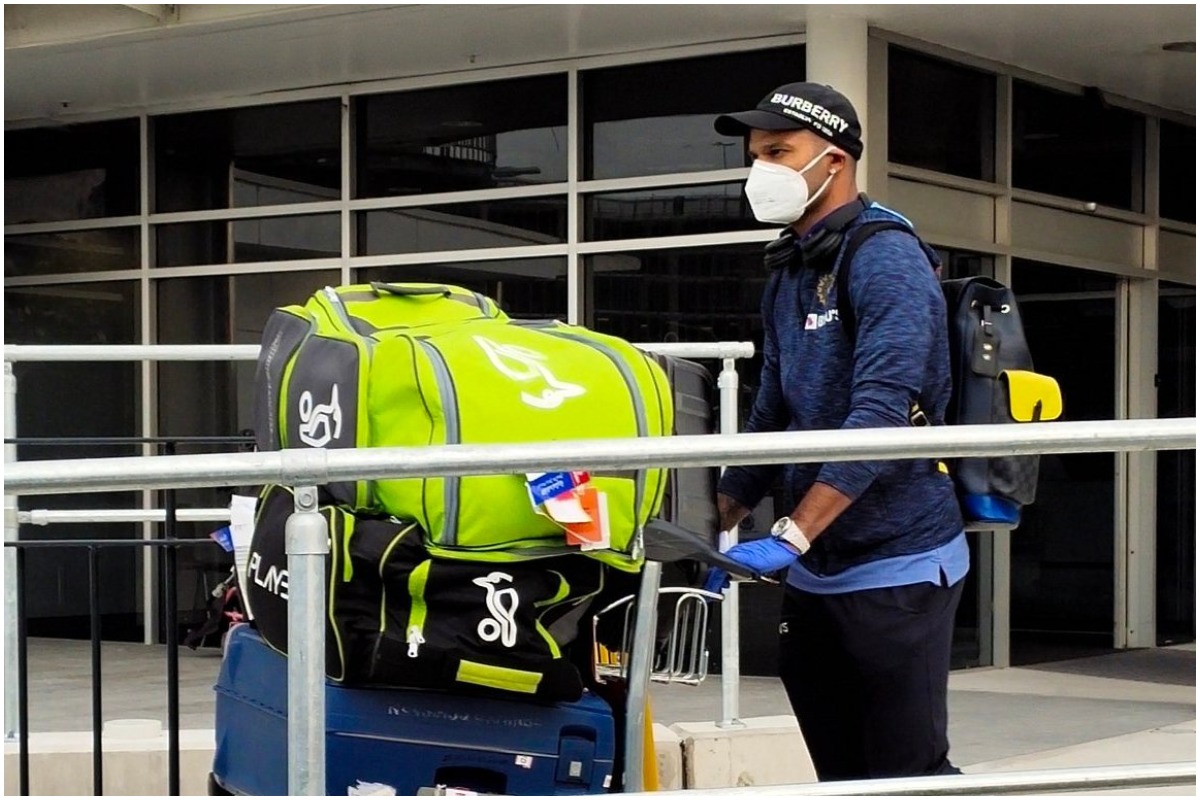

{"left": 702, "top": 537, "right": 800, "bottom": 594}
{"left": 703, "top": 566, "right": 732, "bottom": 595}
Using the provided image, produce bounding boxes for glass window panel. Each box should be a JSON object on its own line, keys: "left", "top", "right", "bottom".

{"left": 934, "top": 248, "right": 995, "bottom": 281}
{"left": 358, "top": 259, "right": 567, "bottom": 320}
{"left": 1013, "top": 81, "right": 1145, "bottom": 212}
{"left": 888, "top": 47, "right": 996, "bottom": 181}
{"left": 5, "top": 279, "right": 143, "bottom": 638}
{"left": 155, "top": 214, "right": 340, "bottom": 267}
{"left": 5, "top": 280, "right": 140, "bottom": 347}
{"left": 584, "top": 243, "right": 767, "bottom": 364}
{"left": 1156, "top": 282, "right": 1196, "bottom": 642}
{"left": 5, "top": 118, "right": 140, "bottom": 224}
{"left": 584, "top": 47, "right": 805, "bottom": 180}
{"left": 356, "top": 75, "right": 567, "bottom": 198}
{"left": 357, "top": 198, "right": 566, "bottom": 256}
{"left": 157, "top": 270, "right": 340, "bottom": 635}
{"left": 1160, "top": 120, "right": 1196, "bottom": 223}
{"left": 154, "top": 100, "right": 341, "bottom": 213}
{"left": 156, "top": 269, "right": 341, "bottom": 443}
{"left": 6, "top": 228, "right": 140, "bottom": 278}
{"left": 1009, "top": 262, "right": 1117, "bottom": 656}
{"left": 585, "top": 182, "right": 764, "bottom": 241}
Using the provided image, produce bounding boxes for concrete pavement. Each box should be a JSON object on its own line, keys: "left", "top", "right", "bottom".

{"left": 7, "top": 638, "right": 1196, "bottom": 794}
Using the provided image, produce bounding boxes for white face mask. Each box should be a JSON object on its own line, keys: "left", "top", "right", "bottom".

{"left": 744, "top": 146, "right": 837, "bottom": 225}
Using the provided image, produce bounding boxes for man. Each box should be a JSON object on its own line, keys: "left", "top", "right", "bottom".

{"left": 709, "top": 82, "right": 968, "bottom": 781}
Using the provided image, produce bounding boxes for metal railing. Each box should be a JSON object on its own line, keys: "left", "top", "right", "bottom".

{"left": 5, "top": 343, "right": 1196, "bottom": 796}
{"left": 6, "top": 538, "right": 220, "bottom": 796}
{"left": 3, "top": 434, "right": 251, "bottom": 797}
{"left": 5, "top": 415, "right": 1196, "bottom": 795}
{"left": 3, "top": 341, "right": 754, "bottom": 793}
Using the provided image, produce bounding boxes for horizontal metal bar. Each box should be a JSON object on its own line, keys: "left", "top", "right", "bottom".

{"left": 577, "top": 168, "right": 748, "bottom": 195}
{"left": 4, "top": 216, "right": 143, "bottom": 236}
{"left": 4, "top": 539, "right": 216, "bottom": 548}
{"left": 5, "top": 418, "right": 1194, "bottom": 496}
{"left": 7, "top": 436, "right": 252, "bottom": 446}
{"left": 4, "top": 342, "right": 753, "bottom": 363}
{"left": 886, "top": 164, "right": 1008, "bottom": 198}
{"left": 148, "top": 201, "right": 343, "bottom": 225}
{"left": 4, "top": 345, "right": 261, "bottom": 362}
{"left": 348, "top": 182, "right": 568, "bottom": 211}
{"left": 626, "top": 761, "right": 1196, "bottom": 797}
{"left": 19, "top": 509, "right": 231, "bottom": 526}
{"left": 629, "top": 342, "right": 755, "bottom": 360}
{"left": 348, "top": 244, "right": 570, "bottom": 269}
{"left": 576, "top": 228, "right": 775, "bottom": 255}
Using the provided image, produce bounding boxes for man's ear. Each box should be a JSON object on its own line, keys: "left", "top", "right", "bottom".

{"left": 829, "top": 149, "right": 850, "bottom": 175}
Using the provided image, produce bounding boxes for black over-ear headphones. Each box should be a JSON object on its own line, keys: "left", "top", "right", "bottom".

{"left": 764, "top": 194, "right": 872, "bottom": 272}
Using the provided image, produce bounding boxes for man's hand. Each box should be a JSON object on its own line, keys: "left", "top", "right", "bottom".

{"left": 702, "top": 536, "right": 800, "bottom": 594}
{"left": 717, "top": 492, "right": 751, "bottom": 533}
{"left": 724, "top": 536, "right": 800, "bottom": 573}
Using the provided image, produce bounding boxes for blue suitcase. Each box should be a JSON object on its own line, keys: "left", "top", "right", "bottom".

{"left": 211, "top": 625, "right": 615, "bottom": 796}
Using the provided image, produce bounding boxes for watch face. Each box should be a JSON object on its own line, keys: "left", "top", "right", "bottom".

{"left": 771, "top": 518, "right": 789, "bottom": 536}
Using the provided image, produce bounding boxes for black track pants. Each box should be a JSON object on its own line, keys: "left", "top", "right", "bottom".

{"left": 778, "top": 579, "right": 965, "bottom": 781}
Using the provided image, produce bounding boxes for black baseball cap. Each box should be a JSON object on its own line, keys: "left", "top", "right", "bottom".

{"left": 714, "top": 82, "right": 863, "bottom": 160}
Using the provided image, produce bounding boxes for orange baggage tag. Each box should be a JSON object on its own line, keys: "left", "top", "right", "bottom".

{"left": 564, "top": 487, "right": 610, "bottom": 550}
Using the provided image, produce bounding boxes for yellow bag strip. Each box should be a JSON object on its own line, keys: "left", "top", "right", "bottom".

{"left": 1002, "top": 370, "right": 1063, "bottom": 422}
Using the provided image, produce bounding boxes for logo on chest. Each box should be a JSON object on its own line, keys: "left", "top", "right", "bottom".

{"left": 804, "top": 308, "right": 840, "bottom": 330}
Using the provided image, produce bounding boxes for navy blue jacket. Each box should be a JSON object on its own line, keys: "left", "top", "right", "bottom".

{"left": 718, "top": 202, "right": 963, "bottom": 575}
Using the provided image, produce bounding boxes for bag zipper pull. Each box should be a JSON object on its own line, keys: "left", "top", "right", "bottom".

{"left": 406, "top": 626, "right": 425, "bottom": 658}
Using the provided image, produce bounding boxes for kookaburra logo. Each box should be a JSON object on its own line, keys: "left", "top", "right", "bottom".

{"left": 473, "top": 571, "right": 519, "bottom": 648}
{"left": 247, "top": 551, "right": 288, "bottom": 600}
{"left": 472, "top": 336, "right": 585, "bottom": 410}
{"left": 298, "top": 385, "right": 342, "bottom": 447}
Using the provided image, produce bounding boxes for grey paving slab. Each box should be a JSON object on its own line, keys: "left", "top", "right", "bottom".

{"left": 16, "top": 637, "right": 1197, "bottom": 774}
{"left": 1024, "top": 648, "right": 1196, "bottom": 686}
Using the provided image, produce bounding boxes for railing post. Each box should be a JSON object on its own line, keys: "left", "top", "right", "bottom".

{"left": 5, "top": 362, "right": 20, "bottom": 742}
{"left": 88, "top": 547, "right": 104, "bottom": 796}
{"left": 716, "top": 358, "right": 743, "bottom": 728}
{"left": 622, "top": 559, "right": 663, "bottom": 793}
{"left": 286, "top": 486, "right": 328, "bottom": 797}
{"left": 162, "top": 442, "right": 180, "bottom": 796}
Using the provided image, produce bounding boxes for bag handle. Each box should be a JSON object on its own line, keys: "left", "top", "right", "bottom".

{"left": 370, "top": 282, "right": 452, "bottom": 298}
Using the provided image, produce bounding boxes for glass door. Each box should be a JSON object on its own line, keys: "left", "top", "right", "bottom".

{"left": 1156, "top": 281, "right": 1196, "bottom": 645}
{"left": 1009, "top": 261, "right": 1119, "bottom": 664}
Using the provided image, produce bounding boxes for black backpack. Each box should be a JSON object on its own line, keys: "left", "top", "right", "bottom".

{"left": 835, "top": 221, "right": 1063, "bottom": 531}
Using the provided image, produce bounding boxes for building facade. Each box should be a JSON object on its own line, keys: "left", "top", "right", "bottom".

{"left": 4, "top": 6, "right": 1195, "bottom": 670}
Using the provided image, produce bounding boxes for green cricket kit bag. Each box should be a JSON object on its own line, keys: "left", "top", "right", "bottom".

{"left": 252, "top": 281, "right": 507, "bottom": 509}
{"left": 369, "top": 318, "right": 672, "bottom": 570}
{"left": 244, "top": 484, "right": 605, "bottom": 701}
{"left": 836, "top": 223, "right": 1063, "bottom": 530}
{"left": 252, "top": 282, "right": 673, "bottom": 569}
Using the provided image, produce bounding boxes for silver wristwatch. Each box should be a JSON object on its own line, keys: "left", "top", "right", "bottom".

{"left": 771, "top": 516, "right": 811, "bottom": 555}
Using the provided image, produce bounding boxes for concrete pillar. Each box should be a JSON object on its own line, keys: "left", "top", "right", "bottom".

{"left": 806, "top": 11, "right": 871, "bottom": 191}
{"left": 1118, "top": 278, "right": 1159, "bottom": 648}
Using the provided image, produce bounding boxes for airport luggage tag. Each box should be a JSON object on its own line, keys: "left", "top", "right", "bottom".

{"left": 564, "top": 487, "right": 611, "bottom": 551}
{"left": 526, "top": 472, "right": 592, "bottom": 523}
{"left": 209, "top": 525, "right": 235, "bottom": 553}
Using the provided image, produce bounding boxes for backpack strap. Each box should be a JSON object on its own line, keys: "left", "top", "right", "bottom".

{"left": 835, "top": 220, "right": 916, "bottom": 343}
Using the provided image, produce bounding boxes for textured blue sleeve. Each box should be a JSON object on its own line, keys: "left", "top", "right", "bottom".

{"left": 816, "top": 231, "right": 943, "bottom": 500}
{"left": 716, "top": 274, "right": 788, "bottom": 510}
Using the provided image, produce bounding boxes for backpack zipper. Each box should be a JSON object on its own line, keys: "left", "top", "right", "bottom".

{"left": 414, "top": 339, "right": 461, "bottom": 544}
{"left": 405, "top": 560, "right": 432, "bottom": 658}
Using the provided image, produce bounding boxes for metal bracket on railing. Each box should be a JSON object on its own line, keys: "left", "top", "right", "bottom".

{"left": 592, "top": 587, "right": 722, "bottom": 687}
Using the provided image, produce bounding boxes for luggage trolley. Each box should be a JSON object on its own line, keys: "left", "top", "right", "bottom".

{"left": 208, "top": 518, "right": 751, "bottom": 796}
